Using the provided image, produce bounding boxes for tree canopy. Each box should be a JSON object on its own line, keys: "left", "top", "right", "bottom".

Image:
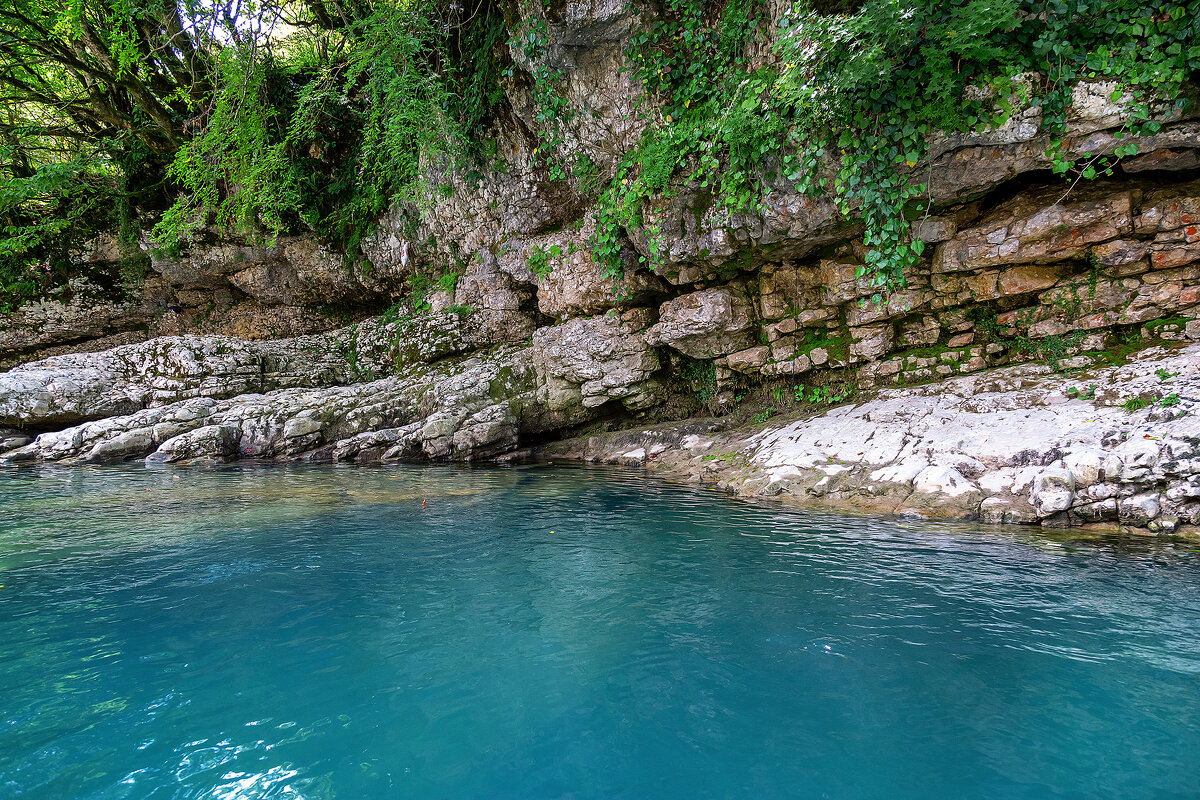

{"left": 0, "top": 0, "right": 490, "bottom": 307}
{"left": 0, "top": 0, "right": 1197, "bottom": 311}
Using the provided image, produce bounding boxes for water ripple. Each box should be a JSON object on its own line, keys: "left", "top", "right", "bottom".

{"left": 0, "top": 463, "right": 1198, "bottom": 800}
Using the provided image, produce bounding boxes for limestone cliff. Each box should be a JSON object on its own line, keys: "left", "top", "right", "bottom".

{"left": 2, "top": 2, "right": 1199, "bottom": 534}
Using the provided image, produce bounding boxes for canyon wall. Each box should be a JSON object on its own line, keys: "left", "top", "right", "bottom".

{"left": 2, "top": 1, "right": 1199, "bottom": 533}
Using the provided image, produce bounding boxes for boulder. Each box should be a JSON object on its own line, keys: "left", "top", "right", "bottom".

{"left": 146, "top": 425, "right": 242, "bottom": 464}
{"left": 532, "top": 313, "right": 662, "bottom": 412}
{"left": 646, "top": 289, "right": 756, "bottom": 359}
{"left": 1031, "top": 467, "right": 1075, "bottom": 517}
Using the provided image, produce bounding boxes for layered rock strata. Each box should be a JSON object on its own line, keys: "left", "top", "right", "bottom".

{"left": 3, "top": 2, "right": 1200, "bottom": 534}
{"left": 543, "top": 343, "right": 1200, "bottom": 534}
{"left": 0, "top": 311, "right": 663, "bottom": 465}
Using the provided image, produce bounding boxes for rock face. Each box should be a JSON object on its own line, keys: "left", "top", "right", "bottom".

{"left": 531, "top": 313, "right": 662, "bottom": 413}
{"left": 0, "top": 292, "right": 155, "bottom": 370}
{"left": 3, "top": 3, "right": 1200, "bottom": 535}
{"left": 0, "top": 307, "right": 540, "bottom": 429}
{"left": 0, "top": 336, "right": 329, "bottom": 429}
{"left": 3, "top": 347, "right": 541, "bottom": 465}
{"left": 543, "top": 344, "right": 1200, "bottom": 534}
{"left": 646, "top": 289, "right": 757, "bottom": 359}
{"left": 7, "top": 305, "right": 1199, "bottom": 535}
{"left": 7, "top": 0, "right": 1197, "bottom": 374}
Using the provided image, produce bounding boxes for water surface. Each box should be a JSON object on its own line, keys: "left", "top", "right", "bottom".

{"left": 1, "top": 464, "right": 1198, "bottom": 799}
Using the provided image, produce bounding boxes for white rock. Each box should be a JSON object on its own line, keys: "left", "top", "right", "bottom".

{"left": 1010, "top": 466, "right": 1042, "bottom": 495}
{"left": 978, "top": 469, "right": 1015, "bottom": 493}
{"left": 1063, "top": 449, "right": 1104, "bottom": 486}
{"left": 1120, "top": 492, "right": 1161, "bottom": 526}
{"left": 913, "top": 466, "right": 978, "bottom": 497}
{"left": 1110, "top": 436, "right": 1161, "bottom": 481}
{"left": 932, "top": 453, "right": 987, "bottom": 478}
{"left": 1031, "top": 467, "right": 1075, "bottom": 516}
{"left": 284, "top": 416, "right": 323, "bottom": 439}
{"left": 870, "top": 459, "right": 930, "bottom": 484}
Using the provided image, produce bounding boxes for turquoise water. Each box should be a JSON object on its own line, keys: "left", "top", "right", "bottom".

{"left": 0, "top": 465, "right": 1198, "bottom": 800}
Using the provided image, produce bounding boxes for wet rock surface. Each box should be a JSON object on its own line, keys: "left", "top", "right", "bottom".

{"left": 542, "top": 344, "right": 1200, "bottom": 535}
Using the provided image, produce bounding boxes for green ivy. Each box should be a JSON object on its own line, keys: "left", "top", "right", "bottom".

{"left": 505, "top": 2, "right": 574, "bottom": 179}
{"left": 526, "top": 243, "right": 562, "bottom": 280}
{"left": 603, "top": 0, "right": 1199, "bottom": 295}
{"left": 775, "top": 0, "right": 1198, "bottom": 295}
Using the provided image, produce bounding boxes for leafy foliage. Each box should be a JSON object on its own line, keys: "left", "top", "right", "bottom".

{"left": 678, "top": 356, "right": 719, "bottom": 410}
{"left": 526, "top": 243, "right": 561, "bottom": 280}
{"left": 774, "top": 0, "right": 1198, "bottom": 296}
{"left": 0, "top": 152, "right": 117, "bottom": 311}
{"left": 0, "top": 0, "right": 507, "bottom": 309}
{"left": 2, "top": 0, "right": 1198, "bottom": 315}
{"left": 0, "top": 0, "right": 222, "bottom": 308}
{"left": 592, "top": 0, "right": 773, "bottom": 279}
{"left": 600, "top": 0, "right": 1200, "bottom": 295}
{"left": 155, "top": 2, "right": 460, "bottom": 254}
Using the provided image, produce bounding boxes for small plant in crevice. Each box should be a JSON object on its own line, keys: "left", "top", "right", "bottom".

{"left": 398, "top": 266, "right": 467, "bottom": 315}
{"left": 572, "top": 153, "right": 602, "bottom": 196}
{"left": 1156, "top": 367, "right": 1178, "bottom": 382}
{"left": 752, "top": 408, "right": 775, "bottom": 424}
{"left": 1121, "top": 396, "right": 1150, "bottom": 412}
{"left": 797, "top": 382, "right": 857, "bottom": 407}
{"left": 678, "top": 357, "right": 719, "bottom": 412}
{"left": 379, "top": 302, "right": 406, "bottom": 323}
{"left": 1066, "top": 384, "right": 1097, "bottom": 400}
{"left": 1015, "top": 331, "right": 1088, "bottom": 372}
{"left": 967, "top": 306, "right": 1089, "bottom": 372}
{"left": 406, "top": 273, "right": 434, "bottom": 313}
{"left": 701, "top": 450, "right": 748, "bottom": 467}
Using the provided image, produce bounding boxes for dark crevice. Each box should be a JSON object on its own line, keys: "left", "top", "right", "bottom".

{"left": 517, "top": 399, "right": 636, "bottom": 448}
{"left": 964, "top": 170, "right": 1060, "bottom": 218}
{"left": 964, "top": 167, "right": 1200, "bottom": 224}
{"left": 1115, "top": 161, "right": 1200, "bottom": 187}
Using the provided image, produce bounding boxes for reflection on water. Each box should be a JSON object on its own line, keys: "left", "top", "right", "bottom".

{"left": 0, "top": 463, "right": 1198, "bottom": 800}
